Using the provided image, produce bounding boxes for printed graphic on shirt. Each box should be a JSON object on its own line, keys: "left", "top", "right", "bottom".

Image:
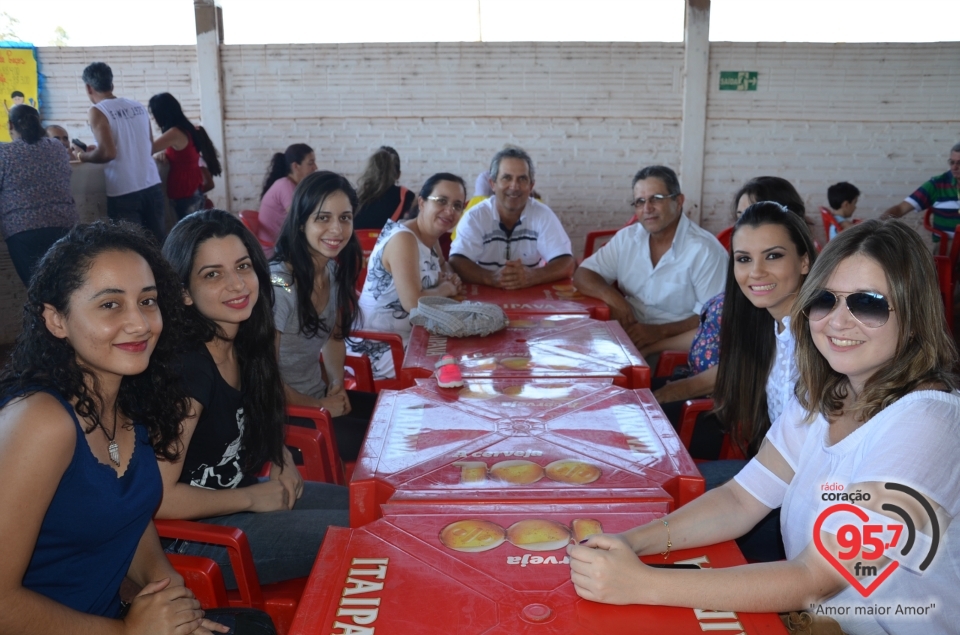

{"left": 189, "top": 406, "right": 245, "bottom": 489}
{"left": 808, "top": 480, "right": 944, "bottom": 623}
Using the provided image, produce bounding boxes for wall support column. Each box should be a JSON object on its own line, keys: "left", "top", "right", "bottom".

{"left": 194, "top": 0, "right": 229, "bottom": 209}
{"left": 680, "top": 0, "right": 710, "bottom": 223}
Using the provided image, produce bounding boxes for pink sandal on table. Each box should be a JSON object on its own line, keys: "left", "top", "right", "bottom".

{"left": 435, "top": 354, "right": 464, "bottom": 388}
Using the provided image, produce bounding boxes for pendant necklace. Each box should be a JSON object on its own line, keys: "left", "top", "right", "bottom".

{"left": 101, "top": 402, "right": 121, "bottom": 467}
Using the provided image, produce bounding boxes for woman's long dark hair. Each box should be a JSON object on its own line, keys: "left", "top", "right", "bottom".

{"left": 273, "top": 171, "right": 362, "bottom": 341}
{"left": 713, "top": 202, "right": 818, "bottom": 457}
{"left": 261, "top": 143, "right": 313, "bottom": 199}
{"left": 0, "top": 221, "right": 189, "bottom": 460}
{"left": 148, "top": 93, "right": 222, "bottom": 177}
{"left": 733, "top": 176, "right": 806, "bottom": 217}
{"left": 8, "top": 105, "right": 46, "bottom": 144}
{"left": 162, "top": 209, "right": 285, "bottom": 471}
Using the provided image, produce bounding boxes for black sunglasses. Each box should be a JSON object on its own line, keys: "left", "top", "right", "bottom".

{"left": 803, "top": 290, "right": 893, "bottom": 328}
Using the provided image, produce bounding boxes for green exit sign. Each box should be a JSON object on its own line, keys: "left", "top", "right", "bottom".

{"left": 719, "top": 71, "right": 758, "bottom": 91}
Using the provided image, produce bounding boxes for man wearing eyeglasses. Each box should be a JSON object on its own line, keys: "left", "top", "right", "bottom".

{"left": 449, "top": 147, "right": 575, "bottom": 290}
{"left": 574, "top": 165, "right": 727, "bottom": 353}
{"left": 882, "top": 141, "right": 960, "bottom": 236}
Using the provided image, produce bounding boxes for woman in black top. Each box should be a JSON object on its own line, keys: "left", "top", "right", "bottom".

{"left": 158, "top": 209, "right": 348, "bottom": 589}
{"left": 354, "top": 146, "right": 415, "bottom": 229}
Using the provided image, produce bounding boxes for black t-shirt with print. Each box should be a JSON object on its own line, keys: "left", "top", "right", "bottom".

{"left": 177, "top": 345, "right": 259, "bottom": 489}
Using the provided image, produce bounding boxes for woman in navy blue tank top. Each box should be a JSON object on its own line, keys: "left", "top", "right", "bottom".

{"left": 0, "top": 222, "right": 227, "bottom": 634}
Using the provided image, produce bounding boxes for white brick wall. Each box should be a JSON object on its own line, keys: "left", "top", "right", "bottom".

{"left": 1, "top": 41, "right": 957, "bottom": 343}
{"left": 699, "top": 43, "right": 959, "bottom": 243}
{"left": 220, "top": 42, "right": 686, "bottom": 242}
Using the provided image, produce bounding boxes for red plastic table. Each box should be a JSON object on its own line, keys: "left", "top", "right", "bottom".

{"left": 460, "top": 279, "right": 610, "bottom": 320}
{"left": 290, "top": 502, "right": 787, "bottom": 635}
{"left": 400, "top": 314, "right": 650, "bottom": 389}
{"left": 350, "top": 379, "right": 703, "bottom": 527}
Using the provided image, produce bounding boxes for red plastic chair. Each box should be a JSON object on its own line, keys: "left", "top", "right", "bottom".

{"left": 165, "top": 553, "right": 230, "bottom": 609}
{"left": 655, "top": 350, "right": 690, "bottom": 379}
{"left": 715, "top": 226, "right": 734, "bottom": 250}
{"left": 820, "top": 207, "right": 843, "bottom": 242}
{"left": 355, "top": 229, "right": 381, "bottom": 290}
{"left": 924, "top": 208, "right": 952, "bottom": 258}
{"left": 284, "top": 408, "right": 343, "bottom": 485}
{"left": 582, "top": 214, "right": 637, "bottom": 259}
{"left": 347, "top": 330, "right": 405, "bottom": 393}
{"left": 239, "top": 210, "right": 273, "bottom": 252}
{"left": 157, "top": 415, "right": 337, "bottom": 634}
{"left": 157, "top": 521, "right": 304, "bottom": 635}
{"left": 819, "top": 207, "right": 862, "bottom": 243}
{"left": 678, "top": 398, "right": 746, "bottom": 462}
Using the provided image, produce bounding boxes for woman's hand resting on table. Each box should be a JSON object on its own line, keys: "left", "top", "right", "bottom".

{"left": 567, "top": 533, "right": 654, "bottom": 605}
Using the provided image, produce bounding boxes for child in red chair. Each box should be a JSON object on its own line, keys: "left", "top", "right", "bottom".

{"left": 824, "top": 181, "right": 860, "bottom": 241}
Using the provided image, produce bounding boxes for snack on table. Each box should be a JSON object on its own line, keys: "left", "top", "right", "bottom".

{"left": 506, "top": 519, "right": 572, "bottom": 551}
{"left": 458, "top": 384, "right": 498, "bottom": 399}
{"left": 440, "top": 519, "right": 506, "bottom": 552}
{"left": 500, "top": 357, "right": 535, "bottom": 371}
{"left": 571, "top": 518, "right": 604, "bottom": 542}
{"left": 544, "top": 459, "right": 602, "bottom": 485}
{"left": 453, "top": 461, "right": 488, "bottom": 483}
{"left": 489, "top": 460, "right": 545, "bottom": 484}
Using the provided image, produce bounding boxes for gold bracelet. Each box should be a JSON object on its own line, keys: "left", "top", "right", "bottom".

{"left": 660, "top": 519, "right": 671, "bottom": 559}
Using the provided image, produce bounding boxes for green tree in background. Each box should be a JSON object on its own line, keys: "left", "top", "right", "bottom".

{"left": 0, "top": 12, "right": 21, "bottom": 41}
{"left": 50, "top": 26, "right": 69, "bottom": 47}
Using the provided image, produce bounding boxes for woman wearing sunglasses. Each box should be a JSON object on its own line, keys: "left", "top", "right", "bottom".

{"left": 348, "top": 173, "right": 466, "bottom": 380}
{"left": 569, "top": 219, "right": 959, "bottom": 634}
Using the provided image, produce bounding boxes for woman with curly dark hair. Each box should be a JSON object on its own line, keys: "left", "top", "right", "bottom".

{"left": 272, "top": 171, "right": 374, "bottom": 462}
{"left": 0, "top": 221, "right": 226, "bottom": 634}
{"left": 158, "top": 209, "right": 348, "bottom": 589}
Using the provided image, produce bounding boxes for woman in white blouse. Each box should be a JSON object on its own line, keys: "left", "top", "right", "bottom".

{"left": 568, "top": 219, "right": 959, "bottom": 635}
{"left": 712, "top": 201, "right": 816, "bottom": 458}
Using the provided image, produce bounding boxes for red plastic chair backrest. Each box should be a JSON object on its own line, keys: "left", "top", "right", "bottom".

{"left": 715, "top": 226, "right": 734, "bottom": 250}
{"left": 819, "top": 207, "right": 843, "bottom": 242}
{"left": 923, "top": 208, "right": 952, "bottom": 257}
{"left": 239, "top": 210, "right": 261, "bottom": 235}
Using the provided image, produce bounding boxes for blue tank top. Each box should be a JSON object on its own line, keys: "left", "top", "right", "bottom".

{"left": 13, "top": 390, "right": 163, "bottom": 618}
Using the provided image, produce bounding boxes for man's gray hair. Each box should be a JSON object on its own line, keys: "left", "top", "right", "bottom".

{"left": 81, "top": 62, "right": 113, "bottom": 93}
{"left": 631, "top": 165, "right": 681, "bottom": 196}
{"left": 489, "top": 146, "right": 535, "bottom": 182}
{"left": 951, "top": 141, "right": 960, "bottom": 154}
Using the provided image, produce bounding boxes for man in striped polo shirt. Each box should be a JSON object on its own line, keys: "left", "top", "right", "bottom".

{"left": 450, "top": 147, "right": 575, "bottom": 290}
{"left": 883, "top": 142, "right": 960, "bottom": 234}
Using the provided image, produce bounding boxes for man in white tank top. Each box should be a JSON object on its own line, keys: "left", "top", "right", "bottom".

{"left": 75, "top": 62, "right": 165, "bottom": 241}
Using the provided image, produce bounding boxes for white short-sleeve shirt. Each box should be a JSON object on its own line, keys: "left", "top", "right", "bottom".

{"left": 736, "top": 391, "right": 960, "bottom": 635}
{"left": 579, "top": 214, "right": 728, "bottom": 324}
{"left": 449, "top": 197, "right": 572, "bottom": 270}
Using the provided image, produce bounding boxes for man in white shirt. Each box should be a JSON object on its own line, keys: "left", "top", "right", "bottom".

{"left": 574, "top": 165, "right": 727, "bottom": 350}
{"left": 450, "top": 147, "right": 574, "bottom": 289}
{"left": 75, "top": 62, "right": 165, "bottom": 241}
